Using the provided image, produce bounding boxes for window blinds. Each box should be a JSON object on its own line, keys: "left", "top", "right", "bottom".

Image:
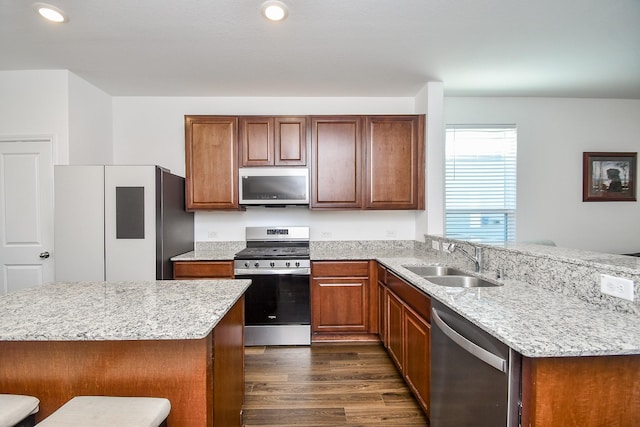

{"left": 445, "top": 125, "right": 517, "bottom": 243}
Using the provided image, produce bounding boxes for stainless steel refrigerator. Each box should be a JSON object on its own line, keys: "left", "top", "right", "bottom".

{"left": 54, "top": 165, "right": 194, "bottom": 281}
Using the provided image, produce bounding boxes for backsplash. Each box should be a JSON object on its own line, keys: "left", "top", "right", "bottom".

{"left": 424, "top": 235, "right": 640, "bottom": 315}
{"left": 192, "top": 236, "right": 640, "bottom": 314}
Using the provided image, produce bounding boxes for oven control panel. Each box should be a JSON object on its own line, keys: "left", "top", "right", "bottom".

{"left": 233, "top": 259, "right": 310, "bottom": 276}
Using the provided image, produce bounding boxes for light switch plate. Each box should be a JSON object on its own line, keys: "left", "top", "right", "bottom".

{"left": 600, "top": 274, "right": 634, "bottom": 301}
{"left": 431, "top": 240, "right": 440, "bottom": 251}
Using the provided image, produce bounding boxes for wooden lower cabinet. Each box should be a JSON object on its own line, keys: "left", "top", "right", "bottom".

{"left": 173, "top": 260, "right": 234, "bottom": 279}
{"left": 311, "top": 261, "right": 378, "bottom": 341}
{"left": 386, "top": 290, "right": 404, "bottom": 369}
{"left": 403, "top": 306, "right": 430, "bottom": 415}
{"left": 375, "top": 264, "right": 640, "bottom": 425}
{"left": 312, "top": 277, "right": 368, "bottom": 333}
{"left": 379, "top": 267, "right": 431, "bottom": 417}
{"left": 521, "top": 354, "right": 640, "bottom": 426}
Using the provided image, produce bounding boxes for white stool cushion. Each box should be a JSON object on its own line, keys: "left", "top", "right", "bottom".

{"left": 37, "top": 396, "right": 170, "bottom": 427}
{"left": 0, "top": 394, "right": 39, "bottom": 427}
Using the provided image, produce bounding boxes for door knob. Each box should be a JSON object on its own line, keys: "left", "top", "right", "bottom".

{"left": 39, "top": 251, "right": 50, "bottom": 259}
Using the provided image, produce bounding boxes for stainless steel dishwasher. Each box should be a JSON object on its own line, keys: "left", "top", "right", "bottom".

{"left": 430, "top": 300, "right": 521, "bottom": 427}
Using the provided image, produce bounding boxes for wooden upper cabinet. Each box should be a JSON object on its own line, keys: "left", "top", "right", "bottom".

{"left": 275, "top": 117, "right": 307, "bottom": 165}
{"left": 239, "top": 116, "right": 307, "bottom": 166}
{"left": 239, "top": 116, "right": 274, "bottom": 166}
{"left": 365, "top": 115, "right": 425, "bottom": 210}
{"left": 184, "top": 114, "right": 423, "bottom": 211}
{"left": 184, "top": 116, "right": 239, "bottom": 210}
{"left": 310, "top": 116, "right": 364, "bottom": 209}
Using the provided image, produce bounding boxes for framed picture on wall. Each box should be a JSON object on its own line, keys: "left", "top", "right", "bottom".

{"left": 583, "top": 152, "right": 637, "bottom": 201}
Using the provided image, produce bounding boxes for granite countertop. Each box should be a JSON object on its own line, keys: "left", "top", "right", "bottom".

{"left": 171, "top": 240, "right": 640, "bottom": 358}
{"left": 171, "top": 241, "right": 245, "bottom": 262}
{"left": 380, "top": 257, "right": 640, "bottom": 358}
{"left": 0, "top": 280, "right": 250, "bottom": 341}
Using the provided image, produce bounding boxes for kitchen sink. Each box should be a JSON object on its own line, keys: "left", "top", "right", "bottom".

{"left": 402, "top": 265, "right": 468, "bottom": 277}
{"left": 425, "top": 275, "right": 503, "bottom": 288}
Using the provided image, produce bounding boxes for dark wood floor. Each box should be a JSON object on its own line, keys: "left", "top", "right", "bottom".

{"left": 242, "top": 343, "right": 429, "bottom": 426}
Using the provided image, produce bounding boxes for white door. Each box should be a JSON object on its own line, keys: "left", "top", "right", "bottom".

{"left": 0, "top": 138, "right": 54, "bottom": 294}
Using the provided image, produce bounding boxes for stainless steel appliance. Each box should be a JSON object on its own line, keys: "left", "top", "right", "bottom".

{"left": 234, "top": 226, "right": 311, "bottom": 346}
{"left": 238, "top": 167, "right": 309, "bottom": 205}
{"left": 54, "top": 165, "right": 194, "bottom": 281}
{"left": 430, "top": 300, "right": 521, "bottom": 427}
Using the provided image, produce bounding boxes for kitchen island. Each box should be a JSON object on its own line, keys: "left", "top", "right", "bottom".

{"left": 0, "top": 279, "right": 250, "bottom": 426}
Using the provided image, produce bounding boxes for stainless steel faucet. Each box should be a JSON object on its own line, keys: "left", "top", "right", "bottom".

{"left": 447, "top": 243, "right": 482, "bottom": 272}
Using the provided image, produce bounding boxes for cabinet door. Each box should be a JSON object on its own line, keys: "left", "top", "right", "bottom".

{"left": 310, "top": 116, "right": 363, "bottom": 209}
{"left": 386, "top": 290, "right": 404, "bottom": 371}
{"left": 364, "top": 115, "right": 424, "bottom": 209}
{"left": 404, "top": 306, "right": 430, "bottom": 416}
{"left": 378, "top": 283, "right": 388, "bottom": 347}
{"left": 311, "top": 277, "right": 368, "bottom": 333}
{"left": 239, "top": 116, "right": 274, "bottom": 166}
{"left": 377, "top": 263, "right": 388, "bottom": 345}
{"left": 185, "top": 116, "right": 238, "bottom": 210}
{"left": 275, "top": 117, "right": 307, "bottom": 166}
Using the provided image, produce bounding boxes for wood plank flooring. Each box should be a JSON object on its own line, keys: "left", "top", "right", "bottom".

{"left": 242, "top": 343, "right": 429, "bottom": 426}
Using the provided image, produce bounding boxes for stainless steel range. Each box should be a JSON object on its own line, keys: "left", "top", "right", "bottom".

{"left": 234, "top": 226, "right": 311, "bottom": 346}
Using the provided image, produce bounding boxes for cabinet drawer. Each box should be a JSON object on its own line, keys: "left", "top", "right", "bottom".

{"left": 386, "top": 272, "right": 431, "bottom": 322}
{"left": 311, "top": 261, "right": 369, "bottom": 277}
{"left": 173, "top": 261, "right": 234, "bottom": 279}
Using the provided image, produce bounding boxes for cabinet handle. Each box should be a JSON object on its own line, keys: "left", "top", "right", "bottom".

{"left": 319, "top": 283, "right": 362, "bottom": 287}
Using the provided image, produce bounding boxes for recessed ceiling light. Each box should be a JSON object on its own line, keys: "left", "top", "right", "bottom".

{"left": 33, "top": 3, "right": 68, "bottom": 23}
{"left": 261, "top": 1, "right": 288, "bottom": 22}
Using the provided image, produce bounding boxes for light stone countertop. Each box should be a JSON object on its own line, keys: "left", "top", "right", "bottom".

{"left": 0, "top": 280, "right": 250, "bottom": 341}
{"left": 380, "top": 257, "right": 640, "bottom": 358}
{"left": 171, "top": 241, "right": 243, "bottom": 261}
{"left": 170, "top": 240, "right": 640, "bottom": 358}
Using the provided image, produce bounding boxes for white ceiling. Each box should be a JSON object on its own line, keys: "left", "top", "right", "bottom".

{"left": 1, "top": 0, "right": 639, "bottom": 98}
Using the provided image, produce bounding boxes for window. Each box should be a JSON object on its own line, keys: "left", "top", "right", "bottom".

{"left": 445, "top": 125, "right": 517, "bottom": 243}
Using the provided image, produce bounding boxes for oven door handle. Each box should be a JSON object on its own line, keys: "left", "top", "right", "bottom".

{"left": 234, "top": 268, "right": 311, "bottom": 276}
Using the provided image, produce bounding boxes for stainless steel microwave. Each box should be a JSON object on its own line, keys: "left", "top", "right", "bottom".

{"left": 238, "top": 167, "right": 309, "bottom": 205}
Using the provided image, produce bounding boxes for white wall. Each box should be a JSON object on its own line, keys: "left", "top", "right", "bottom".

{"left": 112, "top": 96, "right": 424, "bottom": 242}
{"left": 444, "top": 97, "right": 640, "bottom": 254}
{"left": 68, "top": 73, "right": 113, "bottom": 164}
{"left": 195, "top": 208, "right": 418, "bottom": 242}
{"left": 0, "top": 70, "right": 69, "bottom": 163}
{"left": 112, "top": 96, "right": 416, "bottom": 176}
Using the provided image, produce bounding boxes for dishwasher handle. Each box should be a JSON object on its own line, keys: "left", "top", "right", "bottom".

{"left": 432, "top": 308, "right": 507, "bottom": 373}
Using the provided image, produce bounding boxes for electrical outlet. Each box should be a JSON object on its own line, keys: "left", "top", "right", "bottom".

{"left": 385, "top": 230, "right": 397, "bottom": 238}
{"left": 600, "top": 274, "right": 634, "bottom": 301}
{"left": 207, "top": 231, "right": 218, "bottom": 239}
{"left": 431, "top": 240, "right": 441, "bottom": 251}
{"left": 320, "top": 231, "right": 332, "bottom": 239}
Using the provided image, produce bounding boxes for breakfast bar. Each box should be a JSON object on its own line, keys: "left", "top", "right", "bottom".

{"left": 0, "top": 279, "right": 250, "bottom": 426}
